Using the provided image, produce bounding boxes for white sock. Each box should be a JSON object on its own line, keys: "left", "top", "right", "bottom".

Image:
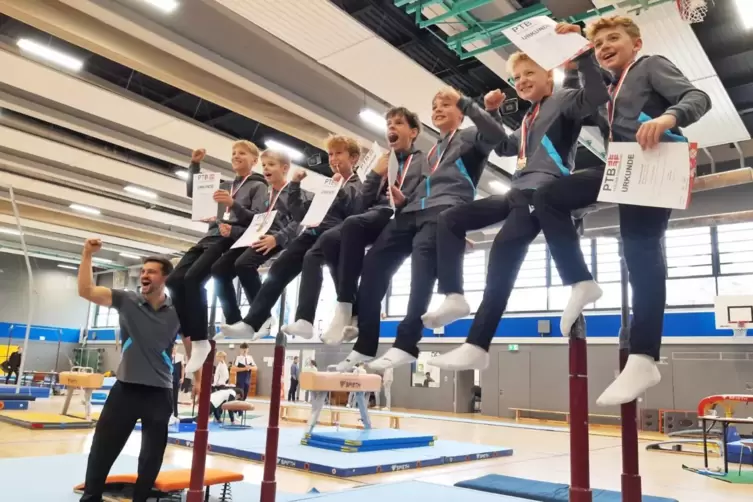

{"left": 367, "top": 348, "right": 415, "bottom": 371}
{"left": 322, "top": 303, "right": 353, "bottom": 345}
{"left": 185, "top": 340, "right": 211, "bottom": 373}
{"left": 342, "top": 324, "right": 359, "bottom": 342}
{"left": 335, "top": 351, "right": 372, "bottom": 372}
{"left": 561, "top": 280, "right": 602, "bottom": 336}
{"left": 220, "top": 321, "right": 256, "bottom": 340}
{"left": 421, "top": 293, "right": 470, "bottom": 329}
{"left": 428, "top": 343, "right": 489, "bottom": 371}
{"left": 282, "top": 319, "right": 314, "bottom": 339}
{"left": 596, "top": 354, "right": 661, "bottom": 406}
{"left": 169, "top": 415, "right": 180, "bottom": 425}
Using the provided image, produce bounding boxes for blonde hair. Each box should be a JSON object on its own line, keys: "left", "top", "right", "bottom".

{"left": 232, "top": 139, "right": 260, "bottom": 158}
{"left": 585, "top": 15, "right": 641, "bottom": 41}
{"left": 216, "top": 351, "right": 227, "bottom": 361}
{"left": 506, "top": 51, "right": 546, "bottom": 75}
{"left": 261, "top": 149, "right": 291, "bottom": 166}
{"left": 324, "top": 134, "right": 361, "bottom": 157}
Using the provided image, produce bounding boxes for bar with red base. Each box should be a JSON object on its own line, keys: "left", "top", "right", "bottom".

{"left": 568, "top": 314, "right": 591, "bottom": 502}
{"left": 260, "top": 330, "right": 286, "bottom": 502}
{"left": 187, "top": 340, "right": 216, "bottom": 502}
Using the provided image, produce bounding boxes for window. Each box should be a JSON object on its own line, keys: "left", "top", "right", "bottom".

{"left": 93, "top": 305, "right": 119, "bottom": 328}
{"left": 664, "top": 227, "right": 712, "bottom": 278}
{"left": 717, "top": 274, "right": 753, "bottom": 296}
{"left": 205, "top": 279, "right": 224, "bottom": 324}
{"left": 717, "top": 223, "right": 753, "bottom": 276}
{"left": 515, "top": 244, "right": 547, "bottom": 289}
{"left": 666, "top": 277, "right": 717, "bottom": 306}
{"left": 595, "top": 237, "right": 621, "bottom": 284}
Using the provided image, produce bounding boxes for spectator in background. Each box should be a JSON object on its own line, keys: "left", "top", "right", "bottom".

{"left": 233, "top": 343, "right": 255, "bottom": 400}
{"left": 287, "top": 356, "right": 299, "bottom": 402}
{"left": 213, "top": 351, "right": 230, "bottom": 389}
{"left": 5, "top": 347, "right": 22, "bottom": 384}
{"left": 171, "top": 345, "right": 185, "bottom": 421}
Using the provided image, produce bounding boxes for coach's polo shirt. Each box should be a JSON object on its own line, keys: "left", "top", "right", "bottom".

{"left": 112, "top": 289, "right": 180, "bottom": 389}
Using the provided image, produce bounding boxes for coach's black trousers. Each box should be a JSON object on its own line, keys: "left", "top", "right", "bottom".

{"left": 435, "top": 194, "right": 514, "bottom": 295}
{"left": 532, "top": 168, "right": 671, "bottom": 360}
{"left": 166, "top": 235, "right": 233, "bottom": 341}
{"left": 353, "top": 206, "right": 448, "bottom": 359}
{"left": 80, "top": 381, "right": 172, "bottom": 502}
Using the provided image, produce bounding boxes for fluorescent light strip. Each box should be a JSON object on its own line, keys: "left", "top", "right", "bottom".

{"left": 119, "top": 252, "right": 142, "bottom": 259}
{"left": 175, "top": 169, "right": 190, "bottom": 180}
{"left": 0, "top": 228, "right": 20, "bottom": 236}
{"left": 265, "top": 139, "right": 305, "bottom": 162}
{"left": 359, "top": 108, "right": 386, "bottom": 132}
{"left": 16, "top": 39, "right": 84, "bottom": 72}
{"left": 736, "top": 0, "right": 753, "bottom": 29}
{"left": 58, "top": 264, "right": 78, "bottom": 270}
{"left": 70, "top": 204, "right": 101, "bottom": 215}
{"left": 93, "top": 257, "right": 113, "bottom": 264}
{"left": 124, "top": 185, "right": 158, "bottom": 199}
{"left": 141, "top": 0, "right": 179, "bottom": 13}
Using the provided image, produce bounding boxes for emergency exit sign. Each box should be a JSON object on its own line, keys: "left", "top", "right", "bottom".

{"left": 508, "top": 344, "right": 519, "bottom": 352}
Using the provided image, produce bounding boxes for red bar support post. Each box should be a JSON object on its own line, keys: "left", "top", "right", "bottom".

{"left": 618, "top": 240, "right": 642, "bottom": 501}
{"left": 187, "top": 339, "right": 216, "bottom": 502}
{"left": 569, "top": 314, "right": 592, "bottom": 502}
{"left": 260, "top": 330, "right": 286, "bottom": 502}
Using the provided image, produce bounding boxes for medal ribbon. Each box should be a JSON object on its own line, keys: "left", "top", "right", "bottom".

{"left": 518, "top": 102, "right": 541, "bottom": 162}
{"left": 427, "top": 130, "right": 458, "bottom": 174}
{"left": 606, "top": 60, "right": 636, "bottom": 141}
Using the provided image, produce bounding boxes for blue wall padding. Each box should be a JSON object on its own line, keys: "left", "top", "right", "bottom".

{"left": 0, "top": 323, "right": 80, "bottom": 342}
{"left": 455, "top": 474, "right": 679, "bottom": 502}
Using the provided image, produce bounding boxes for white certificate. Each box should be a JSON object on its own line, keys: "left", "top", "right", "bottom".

{"left": 191, "top": 172, "right": 221, "bottom": 221}
{"left": 300, "top": 178, "right": 343, "bottom": 228}
{"left": 597, "top": 142, "right": 698, "bottom": 210}
{"left": 356, "top": 141, "right": 383, "bottom": 182}
{"left": 231, "top": 210, "right": 277, "bottom": 249}
{"left": 502, "top": 16, "right": 591, "bottom": 71}
{"left": 386, "top": 149, "right": 400, "bottom": 210}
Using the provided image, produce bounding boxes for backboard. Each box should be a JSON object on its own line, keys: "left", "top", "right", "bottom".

{"left": 714, "top": 295, "right": 753, "bottom": 330}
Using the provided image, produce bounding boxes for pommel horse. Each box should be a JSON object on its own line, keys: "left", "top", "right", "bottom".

{"left": 299, "top": 371, "right": 382, "bottom": 434}
{"left": 59, "top": 366, "right": 105, "bottom": 421}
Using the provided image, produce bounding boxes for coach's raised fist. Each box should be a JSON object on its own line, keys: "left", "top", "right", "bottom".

{"left": 83, "top": 238, "right": 102, "bottom": 254}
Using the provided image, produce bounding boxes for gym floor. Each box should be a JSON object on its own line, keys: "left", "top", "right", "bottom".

{"left": 0, "top": 396, "right": 748, "bottom": 501}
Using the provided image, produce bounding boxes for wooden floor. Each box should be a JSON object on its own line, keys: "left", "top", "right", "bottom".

{"left": 0, "top": 397, "right": 749, "bottom": 501}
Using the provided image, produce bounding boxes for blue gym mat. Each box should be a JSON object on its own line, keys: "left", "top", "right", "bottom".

{"left": 0, "top": 453, "right": 313, "bottom": 502}
{"left": 455, "top": 474, "right": 679, "bottom": 502}
{"left": 0, "top": 385, "right": 50, "bottom": 398}
{"left": 168, "top": 427, "right": 512, "bottom": 477}
{"left": 303, "top": 429, "right": 435, "bottom": 452}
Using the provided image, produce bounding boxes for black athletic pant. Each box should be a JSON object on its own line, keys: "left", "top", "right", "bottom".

{"left": 436, "top": 194, "right": 514, "bottom": 295}
{"left": 4, "top": 369, "right": 18, "bottom": 384}
{"left": 172, "top": 379, "right": 180, "bottom": 417}
{"left": 296, "top": 227, "right": 341, "bottom": 323}
{"left": 287, "top": 378, "right": 299, "bottom": 401}
{"left": 166, "top": 235, "right": 233, "bottom": 341}
{"left": 353, "top": 206, "right": 448, "bottom": 359}
{"left": 465, "top": 190, "right": 541, "bottom": 351}
{"left": 333, "top": 208, "right": 394, "bottom": 306}
{"left": 242, "top": 232, "right": 319, "bottom": 330}
{"left": 80, "top": 381, "right": 172, "bottom": 502}
{"left": 532, "top": 168, "right": 671, "bottom": 360}
{"left": 211, "top": 246, "right": 281, "bottom": 324}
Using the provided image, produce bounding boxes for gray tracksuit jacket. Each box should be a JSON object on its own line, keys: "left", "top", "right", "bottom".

{"left": 186, "top": 162, "right": 268, "bottom": 239}
{"left": 257, "top": 184, "right": 299, "bottom": 249}
{"left": 586, "top": 55, "right": 711, "bottom": 148}
{"left": 355, "top": 147, "right": 428, "bottom": 214}
{"left": 289, "top": 175, "right": 363, "bottom": 233}
{"left": 400, "top": 99, "right": 504, "bottom": 213}
{"left": 492, "top": 50, "right": 610, "bottom": 190}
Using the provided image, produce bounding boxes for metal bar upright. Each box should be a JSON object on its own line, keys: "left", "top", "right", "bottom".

{"left": 618, "top": 240, "right": 642, "bottom": 502}
{"left": 187, "top": 340, "right": 216, "bottom": 502}
{"left": 260, "top": 330, "right": 287, "bottom": 502}
{"left": 569, "top": 314, "right": 591, "bottom": 502}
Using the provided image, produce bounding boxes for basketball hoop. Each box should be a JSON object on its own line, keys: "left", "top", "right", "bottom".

{"left": 677, "top": 0, "right": 709, "bottom": 23}
{"left": 733, "top": 321, "right": 748, "bottom": 338}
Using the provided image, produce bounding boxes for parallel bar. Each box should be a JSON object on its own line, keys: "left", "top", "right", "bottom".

{"left": 693, "top": 167, "right": 753, "bottom": 192}
{"left": 418, "top": 0, "right": 493, "bottom": 28}
{"left": 260, "top": 330, "right": 287, "bottom": 502}
{"left": 8, "top": 186, "right": 33, "bottom": 395}
{"left": 618, "top": 241, "right": 642, "bottom": 502}
{"left": 187, "top": 340, "right": 216, "bottom": 502}
{"left": 569, "top": 315, "right": 592, "bottom": 502}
